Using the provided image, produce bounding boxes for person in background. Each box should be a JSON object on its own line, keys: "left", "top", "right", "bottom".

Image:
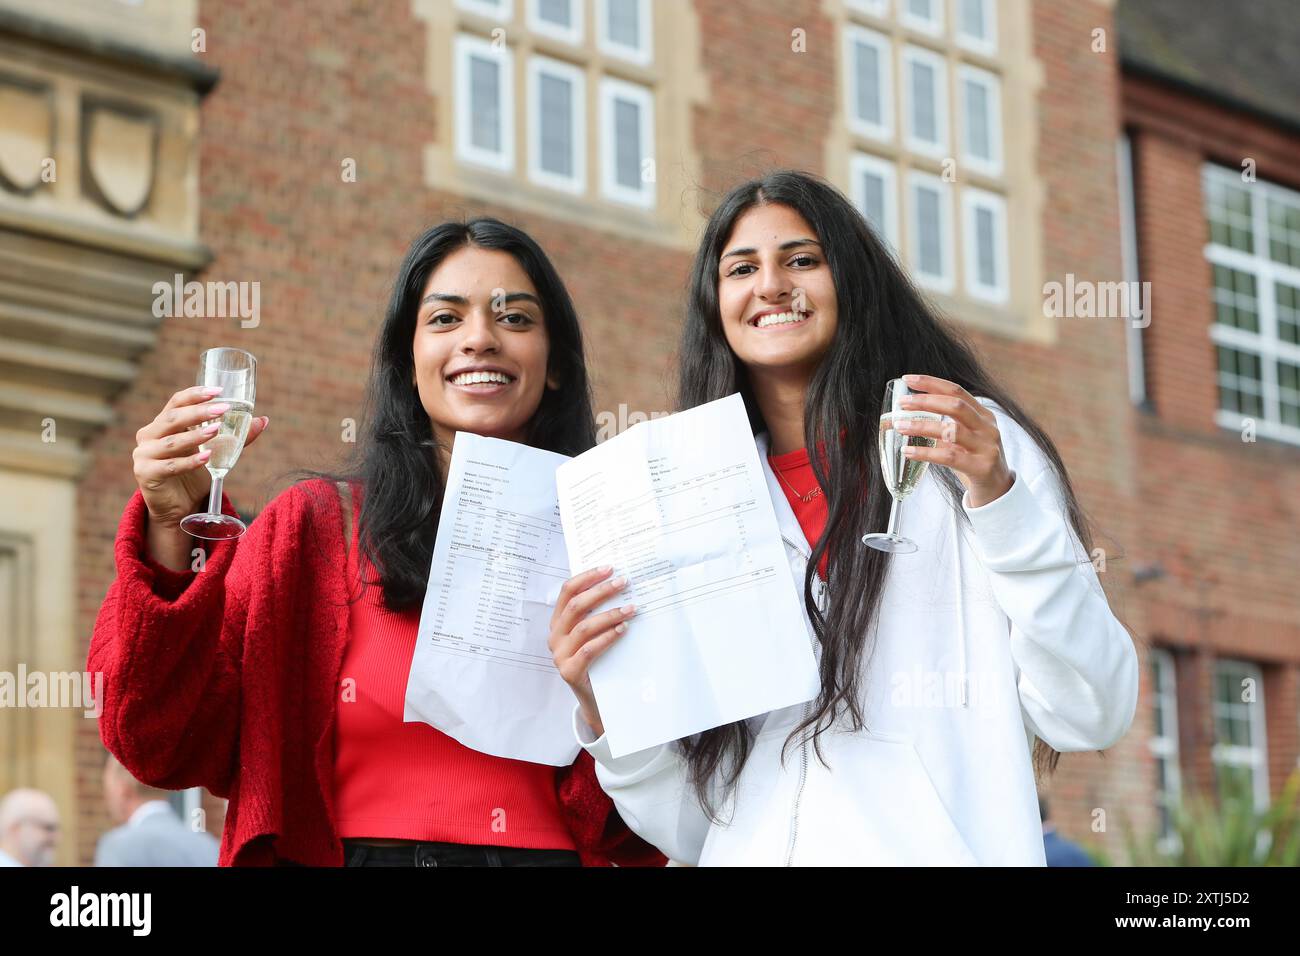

{"left": 95, "top": 754, "right": 219, "bottom": 866}
{"left": 1039, "top": 794, "right": 1095, "bottom": 867}
{"left": 0, "top": 788, "right": 60, "bottom": 866}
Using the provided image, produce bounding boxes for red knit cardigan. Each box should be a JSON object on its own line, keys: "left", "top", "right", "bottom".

{"left": 88, "top": 479, "right": 666, "bottom": 867}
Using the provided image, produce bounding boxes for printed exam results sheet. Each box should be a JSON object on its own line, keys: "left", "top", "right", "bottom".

{"left": 556, "top": 394, "right": 819, "bottom": 758}
{"left": 404, "top": 433, "right": 579, "bottom": 765}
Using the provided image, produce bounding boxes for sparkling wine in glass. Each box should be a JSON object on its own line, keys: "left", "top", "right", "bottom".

{"left": 180, "top": 347, "right": 256, "bottom": 540}
{"left": 861, "top": 378, "right": 940, "bottom": 554}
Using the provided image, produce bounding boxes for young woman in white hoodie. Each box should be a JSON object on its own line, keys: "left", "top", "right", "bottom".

{"left": 548, "top": 170, "right": 1140, "bottom": 866}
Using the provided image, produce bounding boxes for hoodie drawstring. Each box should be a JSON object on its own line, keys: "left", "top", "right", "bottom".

{"left": 951, "top": 502, "right": 970, "bottom": 708}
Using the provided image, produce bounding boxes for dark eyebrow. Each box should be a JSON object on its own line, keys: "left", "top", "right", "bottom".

{"left": 421, "top": 291, "right": 542, "bottom": 307}
{"left": 502, "top": 292, "right": 542, "bottom": 307}
{"left": 721, "top": 238, "right": 822, "bottom": 260}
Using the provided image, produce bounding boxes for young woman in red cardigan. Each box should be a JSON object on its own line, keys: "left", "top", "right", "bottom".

{"left": 89, "top": 218, "right": 665, "bottom": 868}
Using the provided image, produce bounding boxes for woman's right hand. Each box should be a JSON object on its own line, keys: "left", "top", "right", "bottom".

{"left": 132, "top": 386, "right": 268, "bottom": 566}
{"left": 549, "top": 566, "right": 637, "bottom": 738}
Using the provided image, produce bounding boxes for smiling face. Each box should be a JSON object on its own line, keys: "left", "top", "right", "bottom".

{"left": 716, "top": 203, "right": 839, "bottom": 383}
{"left": 413, "top": 245, "right": 557, "bottom": 452}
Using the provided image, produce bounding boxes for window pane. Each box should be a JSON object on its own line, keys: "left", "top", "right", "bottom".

{"left": 855, "top": 40, "right": 882, "bottom": 126}
{"left": 614, "top": 97, "right": 641, "bottom": 189}
{"left": 1267, "top": 196, "right": 1300, "bottom": 267}
{"left": 607, "top": 0, "right": 640, "bottom": 48}
{"left": 911, "top": 60, "right": 937, "bottom": 143}
{"left": 539, "top": 0, "right": 571, "bottom": 26}
{"left": 470, "top": 56, "right": 501, "bottom": 152}
{"left": 861, "top": 171, "right": 886, "bottom": 238}
{"left": 1277, "top": 283, "right": 1300, "bottom": 345}
{"left": 960, "top": 0, "right": 985, "bottom": 39}
{"left": 1152, "top": 657, "right": 1169, "bottom": 736}
{"left": 1204, "top": 176, "right": 1254, "bottom": 253}
{"left": 965, "top": 78, "right": 990, "bottom": 160}
{"left": 1279, "top": 360, "right": 1300, "bottom": 427}
{"left": 1216, "top": 346, "right": 1264, "bottom": 417}
{"left": 907, "top": 0, "right": 933, "bottom": 19}
{"left": 1215, "top": 667, "right": 1233, "bottom": 704}
{"left": 538, "top": 72, "right": 573, "bottom": 176}
{"left": 916, "top": 186, "right": 941, "bottom": 274}
{"left": 975, "top": 206, "right": 996, "bottom": 285}
{"left": 1211, "top": 264, "right": 1258, "bottom": 333}
{"left": 1237, "top": 708, "right": 1253, "bottom": 745}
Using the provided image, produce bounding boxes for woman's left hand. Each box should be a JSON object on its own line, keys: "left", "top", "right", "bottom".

{"left": 893, "top": 374, "right": 1014, "bottom": 508}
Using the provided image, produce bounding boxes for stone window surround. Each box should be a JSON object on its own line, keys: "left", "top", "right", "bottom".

{"left": 415, "top": 0, "right": 707, "bottom": 251}
{"left": 825, "top": 0, "right": 1049, "bottom": 343}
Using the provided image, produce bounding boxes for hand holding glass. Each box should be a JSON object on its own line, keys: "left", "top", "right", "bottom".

{"left": 180, "top": 348, "right": 257, "bottom": 540}
{"left": 861, "top": 378, "right": 941, "bottom": 554}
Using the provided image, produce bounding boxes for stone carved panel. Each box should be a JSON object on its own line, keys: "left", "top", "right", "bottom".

{"left": 0, "top": 72, "right": 52, "bottom": 195}
{"left": 0, "top": 20, "right": 213, "bottom": 479}
{"left": 0, "top": 531, "right": 35, "bottom": 791}
{"left": 80, "top": 97, "right": 158, "bottom": 218}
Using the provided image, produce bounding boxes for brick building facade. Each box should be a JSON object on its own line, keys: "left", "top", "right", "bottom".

{"left": 0, "top": 0, "right": 1292, "bottom": 865}
{"left": 1117, "top": 0, "right": 1300, "bottom": 852}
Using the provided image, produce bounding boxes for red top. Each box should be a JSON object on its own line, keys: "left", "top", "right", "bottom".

{"left": 89, "top": 480, "right": 664, "bottom": 867}
{"left": 332, "top": 504, "right": 575, "bottom": 848}
{"left": 769, "top": 444, "right": 830, "bottom": 581}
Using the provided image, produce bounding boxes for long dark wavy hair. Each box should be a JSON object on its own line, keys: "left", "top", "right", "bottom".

{"left": 308, "top": 218, "right": 596, "bottom": 611}
{"left": 677, "top": 170, "right": 1106, "bottom": 821}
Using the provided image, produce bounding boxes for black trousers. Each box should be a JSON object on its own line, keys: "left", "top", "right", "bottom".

{"left": 341, "top": 839, "right": 582, "bottom": 867}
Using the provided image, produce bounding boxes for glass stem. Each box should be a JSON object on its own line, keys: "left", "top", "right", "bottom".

{"left": 207, "top": 470, "right": 224, "bottom": 516}
{"left": 885, "top": 495, "right": 901, "bottom": 538}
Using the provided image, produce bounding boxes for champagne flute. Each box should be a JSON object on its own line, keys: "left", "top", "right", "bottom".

{"left": 180, "top": 347, "right": 257, "bottom": 540}
{"left": 861, "top": 378, "right": 941, "bottom": 554}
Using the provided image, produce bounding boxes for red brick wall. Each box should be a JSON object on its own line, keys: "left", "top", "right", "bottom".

{"left": 691, "top": 0, "right": 836, "bottom": 190}
{"left": 72, "top": 0, "right": 1195, "bottom": 864}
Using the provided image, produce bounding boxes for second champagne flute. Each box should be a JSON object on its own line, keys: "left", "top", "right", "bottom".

{"left": 862, "top": 377, "right": 941, "bottom": 554}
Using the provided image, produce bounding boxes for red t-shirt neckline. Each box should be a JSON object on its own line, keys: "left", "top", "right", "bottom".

{"left": 768, "top": 443, "right": 830, "bottom": 582}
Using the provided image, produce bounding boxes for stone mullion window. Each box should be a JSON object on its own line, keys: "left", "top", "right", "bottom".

{"left": 832, "top": 0, "right": 1041, "bottom": 338}
{"left": 423, "top": 0, "right": 703, "bottom": 248}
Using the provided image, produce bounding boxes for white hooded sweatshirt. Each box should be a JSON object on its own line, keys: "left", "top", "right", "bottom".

{"left": 572, "top": 399, "right": 1139, "bottom": 865}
